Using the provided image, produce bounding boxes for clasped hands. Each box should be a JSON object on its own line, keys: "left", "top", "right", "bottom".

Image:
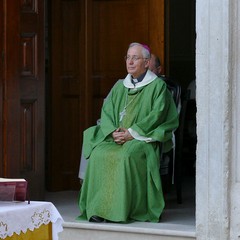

{"left": 112, "top": 128, "right": 133, "bottom": 145}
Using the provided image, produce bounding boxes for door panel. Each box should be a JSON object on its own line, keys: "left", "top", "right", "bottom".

{"left": 49, "top": 0, "right": 86, "bottom": 190}
{"left": 0, "top": 0, "right": 45, "bottom": 200}
{"left": 49, "top": 0, "right": 164, "bottom": 190}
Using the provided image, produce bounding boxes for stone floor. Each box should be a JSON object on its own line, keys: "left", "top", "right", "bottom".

{"left": 45, "top": 176, "right": 195, "bottom": 231}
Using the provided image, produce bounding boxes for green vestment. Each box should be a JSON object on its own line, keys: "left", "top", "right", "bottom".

{"left": 78, "top": 73, "right": 179, "bottom": 223}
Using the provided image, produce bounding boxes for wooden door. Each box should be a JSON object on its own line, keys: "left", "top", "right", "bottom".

{"left": 48, "top": 0, "right": 86, "bottom": 191}
{"left": 0, "top": 0, "right": 3, "bottom": 177}
{"left": 0, "top": 0, "right": 45, "bottom": 200}
{"left": 48, "top": 0, "right": 164, "bottom": 191}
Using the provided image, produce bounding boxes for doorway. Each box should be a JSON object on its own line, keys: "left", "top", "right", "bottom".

{"left": 46, "top": 0, "right": 165, "bottom": 191}
{"left": 166, "top": 0, "right": 196, "bottom": 182}
{"left": 46, "top": 0, "right": 196, "bottom": 205}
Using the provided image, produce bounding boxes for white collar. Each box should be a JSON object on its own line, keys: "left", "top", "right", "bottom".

{"left": 123, "top": 70, "right": 158, "bottom": 88}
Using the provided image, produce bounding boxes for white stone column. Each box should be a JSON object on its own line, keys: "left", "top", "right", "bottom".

{"left": 230, "top": 1, "right": 240, "bottom": 239}
{"left": 195, "top": 0, "right": 237, "bottom": 239}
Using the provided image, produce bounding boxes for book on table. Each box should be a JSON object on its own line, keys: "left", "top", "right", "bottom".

{"left": 0, "top": 178, "right": 28, "bottom": 202}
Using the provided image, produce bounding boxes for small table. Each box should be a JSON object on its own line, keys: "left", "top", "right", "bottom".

{"left": 0, "top": 201, "right": 63, "bottom": 240}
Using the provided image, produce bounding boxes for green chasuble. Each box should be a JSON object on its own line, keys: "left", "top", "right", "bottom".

{"left": 78, "top": 71, "right": 179, "bottom": 223}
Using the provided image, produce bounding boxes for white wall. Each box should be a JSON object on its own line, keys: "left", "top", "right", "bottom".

{"left": 196, "top": 0, "right": 239, "bottom": 239}
{"left": 230, "top": 1, "right": 240, "bottom": 239}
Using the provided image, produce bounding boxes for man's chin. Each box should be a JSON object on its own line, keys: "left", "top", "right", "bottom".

{"left": 127, "top": 70, "right": 135, "bottom": 75}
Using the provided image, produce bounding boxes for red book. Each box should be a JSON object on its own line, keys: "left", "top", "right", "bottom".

{"left": 0, "top": 178, "right": 28, "bottom": 202}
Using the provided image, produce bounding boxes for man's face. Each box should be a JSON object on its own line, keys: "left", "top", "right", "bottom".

{"left": 149, "top": 55, "right": 161, "bottom": 75}
{"left": 125, "top": 45, "right": 149, "bottom": 79}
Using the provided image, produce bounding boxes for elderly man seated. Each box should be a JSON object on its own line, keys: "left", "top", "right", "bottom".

{"left": 77, "top": 42, "right": 179, "bottom": 223}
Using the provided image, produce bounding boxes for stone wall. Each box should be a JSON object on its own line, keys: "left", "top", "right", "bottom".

{"left": 196, "top": 0, "right": 239, "bottom": 239}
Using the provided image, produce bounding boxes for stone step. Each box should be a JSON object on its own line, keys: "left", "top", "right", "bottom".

{"left": 59, "top": 221, "right": 196, "bottom": 240}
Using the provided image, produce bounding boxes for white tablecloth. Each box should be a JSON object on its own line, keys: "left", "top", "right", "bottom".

{"left": 0, "top": 201, "right": 63, "bottom": 239}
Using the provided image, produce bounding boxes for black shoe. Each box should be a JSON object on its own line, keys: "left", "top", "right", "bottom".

{"left": 89, "top": 215, "right": 104, "bottom": 223}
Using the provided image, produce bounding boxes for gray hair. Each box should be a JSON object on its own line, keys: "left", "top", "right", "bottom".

{"left": 128, "top": 42, "right": 151, "bottom": 59}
